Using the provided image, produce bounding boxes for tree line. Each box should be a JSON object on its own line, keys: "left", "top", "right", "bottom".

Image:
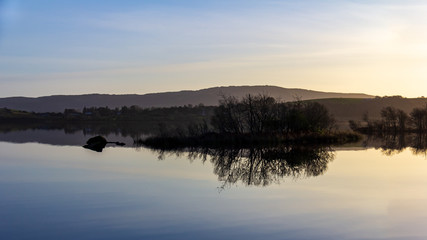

{"left": 0, "top": 105, "right": 213, "bottom": 123}
{"left": 211, "top": 94, "right": 335, "bottom": 136}
{"left": 350, "top": 105, "right": 427, "bottom": 133}
{"left": 67, "top": 104, "right": 213, "bottom": 122}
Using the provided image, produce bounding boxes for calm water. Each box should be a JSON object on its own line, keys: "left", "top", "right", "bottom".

{"left": 1, "top": 130, "right": 427, "bottom": 239}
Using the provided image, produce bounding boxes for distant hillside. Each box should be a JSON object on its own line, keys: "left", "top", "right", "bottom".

{"left": 0, "top": 85, "right": 372, "bottom": 112}
{"left": 312, "top": 97, "right": 427, "bottom": 128}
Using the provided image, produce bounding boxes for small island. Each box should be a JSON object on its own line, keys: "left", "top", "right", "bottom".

{"left": 137, "top": 94, "right": 360, "bottom": 149}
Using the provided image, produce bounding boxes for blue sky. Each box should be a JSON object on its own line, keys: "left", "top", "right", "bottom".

{"left": 1, "top": 0, "right": 427, "bottom": 97}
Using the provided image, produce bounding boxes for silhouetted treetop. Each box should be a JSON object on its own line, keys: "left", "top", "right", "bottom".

{"left": 211, "top": 94, "right": 335, "bottom": 136}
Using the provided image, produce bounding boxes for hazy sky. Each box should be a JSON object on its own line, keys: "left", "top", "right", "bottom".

{"left": 1, "top": 0, "right": 427, "bottom": 97}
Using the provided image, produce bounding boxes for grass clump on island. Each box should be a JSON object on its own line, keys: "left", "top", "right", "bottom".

{"left": 136, "top": 94, "right": 361, "bottom": 149}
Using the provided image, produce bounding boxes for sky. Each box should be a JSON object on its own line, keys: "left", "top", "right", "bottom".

{"left": 0, "top": 0, "right": 427, "bottom": 97}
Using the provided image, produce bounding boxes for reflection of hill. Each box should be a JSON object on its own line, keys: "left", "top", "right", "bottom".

{"left": 149, "top": 146, "right": 335, "bottom": 188}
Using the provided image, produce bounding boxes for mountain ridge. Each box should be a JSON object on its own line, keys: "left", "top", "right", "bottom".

{"left": 0, "top": 85, "right": 373, "bottom": 112}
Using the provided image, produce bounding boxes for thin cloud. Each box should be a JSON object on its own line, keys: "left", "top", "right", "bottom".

{"left": 2, "top": 0, "right": 427, "bottom": 97}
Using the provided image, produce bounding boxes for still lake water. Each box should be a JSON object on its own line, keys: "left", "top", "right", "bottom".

{"left": 1, "top": 130, "right": 427, "bottom": 239}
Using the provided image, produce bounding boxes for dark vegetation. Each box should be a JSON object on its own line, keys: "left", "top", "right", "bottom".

{"left": 350, "top": 105, "right": 427, "bottom": 134}
{"left": 4, "top": 93, "right": 427, "bottom": 149}
{"left": 0, "top": 108, "right": 63, "bottom": 121}
{"left": 138, "top": 94, "right": 360, "bottom": 148}
{"left": 313, "top": 96, "right": 427, "bottom": 128}
{"left": 211, "top": 95, "right": 335, "bottom": 135}
{"left": 0, "top": 105, "right": 212, "bottom": 124}
{"left": 2, "top": 95, "right": 427, "bottom": 132}
{"left": 0, "top": 105, "right": 213, "bottom": 139}
{"left": 348, "top": 104, "right": 427, "bottom": 157}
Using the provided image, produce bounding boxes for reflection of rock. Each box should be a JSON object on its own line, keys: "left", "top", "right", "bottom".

{"left": 83, "top": 135, "right": 125, "bottom": 152}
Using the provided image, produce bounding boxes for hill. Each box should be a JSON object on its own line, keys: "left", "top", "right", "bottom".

{"left": 0, "top": 85, "right": 372, "bottom": 112}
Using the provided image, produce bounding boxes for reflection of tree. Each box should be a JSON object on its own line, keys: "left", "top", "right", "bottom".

{"left": 410, "top": 134, "right": 427, "bottom": 156}
{"left": 148, "top": 145, "right": 335, "bottom": 188}
{"left": 380, "top": 134, "right": 406, "bottom": 156}
{"left": 364, "top": 133, "right": 427, "bottom": 157}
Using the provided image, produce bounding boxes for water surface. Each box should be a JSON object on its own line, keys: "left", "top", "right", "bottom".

{"left": 1, "top": 130, "right": 427, "bottom": 239}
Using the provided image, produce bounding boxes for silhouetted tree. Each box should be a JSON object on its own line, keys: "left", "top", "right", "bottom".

{"left": 381, "top": 106, "right": 398, "bottom": 132}
{"left": 410, "top": 107, "right": 427, "bottom": 132}
{"left": 211, "top": 94, "right": 335, "bottom": 136}
{"left": 211, "top": 96, "right": 245, "bottom": 134}
{"left": 396, "top": 109, "right": 408, "bottom": 132}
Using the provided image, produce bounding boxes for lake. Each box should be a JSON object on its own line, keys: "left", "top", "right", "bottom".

{"left": 1, "top": 128, "right": 427, "bottom": 239}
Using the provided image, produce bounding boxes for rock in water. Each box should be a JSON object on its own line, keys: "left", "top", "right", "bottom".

{"left": 86, "top": 136, "right": 107, "bottom": 145}
{"left": 83, "top": 136, "right": 126, "bottom": 152}
{"left": 84, "top": 136, "right": 107, "bottom": 152}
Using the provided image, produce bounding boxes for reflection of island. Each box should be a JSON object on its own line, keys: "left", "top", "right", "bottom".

{"left": 2, "top": 121, "right": 427, "bottom": 159}
{"left": 148, "top": 145, "right": 335, "bottom": 188}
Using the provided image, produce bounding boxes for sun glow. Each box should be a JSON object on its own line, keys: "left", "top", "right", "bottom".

{"left": 1, "top": 1, "right": 427, "bottom": 97}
